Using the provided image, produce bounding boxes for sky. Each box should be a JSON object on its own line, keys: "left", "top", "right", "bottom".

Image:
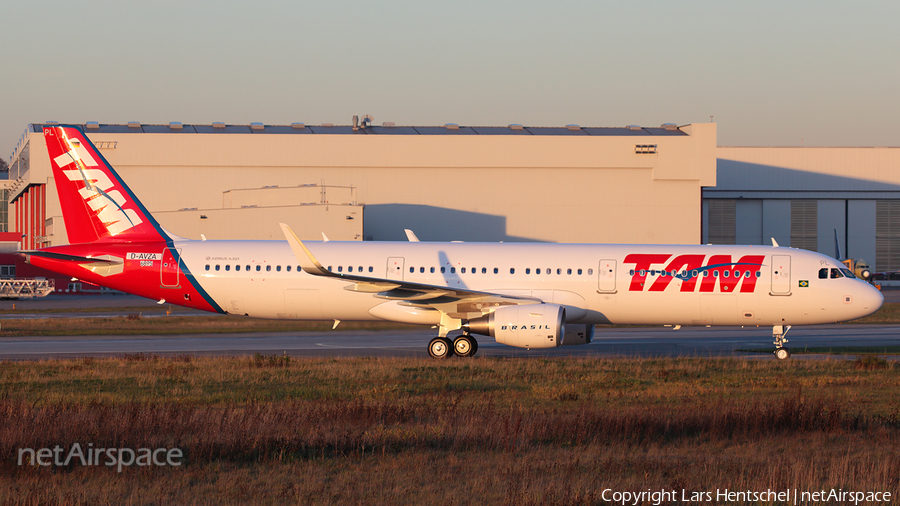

{"left": 2, "top": 0, "right": 898, "bottom": 161}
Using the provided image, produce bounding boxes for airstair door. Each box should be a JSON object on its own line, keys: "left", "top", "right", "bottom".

{"left": 770, "top": 255, "right": 791, "bottom": 295}
{"left": 598, "top": 259, "right": 617, "bottom": 293}
{"left": 386, "top": 257, "right": 405, "bottom": 281}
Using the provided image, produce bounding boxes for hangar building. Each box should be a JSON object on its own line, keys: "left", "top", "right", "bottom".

{"left": 6, "top": 121, "right": 716, "bottom": 249}
{"left": 704, "top": 147, "right": 900, "bottom": 273}
{"left": 6, "top": 120, "right": 899, "bottom": 278}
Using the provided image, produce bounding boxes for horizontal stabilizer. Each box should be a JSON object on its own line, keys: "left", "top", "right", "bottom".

{"left": 20, "top": 250, "right": 123, "bottom": 265}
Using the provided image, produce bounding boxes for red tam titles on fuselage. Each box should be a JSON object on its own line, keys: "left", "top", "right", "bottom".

{"left": 624, "top": 254, "right": 766, "bottom": 293}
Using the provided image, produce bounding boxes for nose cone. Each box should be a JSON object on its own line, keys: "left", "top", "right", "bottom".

{"left": 855, "top": 282, "right": 884, "bottom": 318}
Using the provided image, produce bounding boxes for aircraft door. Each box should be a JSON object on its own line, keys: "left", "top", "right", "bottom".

{"left": 386, "top": 257, "right": 404, "bottom": 281}
{"left": 770, "top": 255, "right": 791, "bottom": 295}
{"left": 598, "top": 259, "right": 617, "bottom": 293}
{"left": 160, "top": 248, "right": 182, "bottom": 288}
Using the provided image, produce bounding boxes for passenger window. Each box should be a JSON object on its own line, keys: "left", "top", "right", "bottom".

{"left": 430, "top": 267, "right": 435, "bottom": 273}
{"left": 493, "top": 268, "right": 498, "bottom": 274}
{"left": 819, "top": 268, "right": 828, "bottom": 279}
{"left": 338, "top": 266, "right": 343, "bottom": 272}
{"left": 510, "top": 268, "right": 515, "bottom": 274}
{"left": 368, "top": 266, "right": 373, "bottom": 273}
{"left": 205, "top": 265, "right": 210, "bottom": 271}
{"left": 588, "top": 269, "right": 593, "bottom": 275}
{"left": 723, "top": 271, "right": 729, "bottom": 278}
{"left": 578, "top": 269, "right": 583, "bottom": 275}
{"left": 451, "top": 267, "right": 456, "bottom": 274}
{"left": 526, "top": 268, "right": 532, "bottom": 274}
{"left": 420, "top": 267, "right": 425, "bottom": 273}
{"left": 744, "top": 271, "right": 750, "bottom": 278}
{"left": 215, "top": 265, "right": 220, "bottom": 271}
{"left": 327, "top": 266, "right": 332, "bottom": 272}
{"left": 235, "top": 265, "right": 241, "bottom": 271}
{"left": 266, "top": 265, "right": 271, "bottom": 272}
{"left": 286, "top": 266, "right": 291, "bottom": 272}
{"left": 257, "top": 265, "right": 263, "bottom": 272}
{"left": 441, "top": 267, "right": 446, "bottom": 273}
{"left": 756, "top": 271, "right": 761, "bottom": 277}
{"left": 247, "top": 265, "right": 251, "bottom": 271}
{"left": 831, "top": 268, "right": 843, "bottom": 279}
{"left": 483, "top": 268, "right": 487, "bottom": 274}
{"left": 461, "top": 268, "right": 466, "bottom": 274}
{"left": 276, "top": 265, "right": 281, "bottom": 272}
{"left": 225, "top": 265, "right": 230, "bottom": 271}
{"left": 409, "top": 267, "right": 414, "bottom": 273}
{"left": 348, "top": 266, "right": 354, "bottom": 273}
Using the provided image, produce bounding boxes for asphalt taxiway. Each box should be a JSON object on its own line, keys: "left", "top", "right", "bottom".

{"left": 0, "top": 293, "right": 897, "bottom": 360}
{"left": 0, "top": 324, "right": 898, "bottom": 360}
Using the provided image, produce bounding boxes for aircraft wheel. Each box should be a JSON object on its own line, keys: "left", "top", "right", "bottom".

{"left": 453, "top": 334, "right": 477, "bottom": 357}
{"left": 774, "top": 348, "right": 791, "bottom": 360}
{"left": 428, "top": 337, "right": 453, "bottom": 359}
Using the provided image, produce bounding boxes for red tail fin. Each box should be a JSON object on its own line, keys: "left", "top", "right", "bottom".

{"left": 43, "top": 125, "right": 166, "bottom": 244}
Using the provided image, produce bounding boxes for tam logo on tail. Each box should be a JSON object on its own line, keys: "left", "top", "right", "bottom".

{"left": 44, "top": 126, "right": 162, "bottom": 244}
{"left": 61, "top": 168, "right": 143, "bottom": 236}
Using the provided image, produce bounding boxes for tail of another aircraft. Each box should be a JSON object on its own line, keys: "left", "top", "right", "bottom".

{"left": 43, "top": 125, "right": 167, "bottom": 244}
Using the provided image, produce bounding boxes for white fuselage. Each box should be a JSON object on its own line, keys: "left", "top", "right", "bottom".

{"left": 178, "top": 240, "right": 883, "bottom": 326}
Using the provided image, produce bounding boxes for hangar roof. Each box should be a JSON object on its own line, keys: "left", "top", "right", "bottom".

{"left": 31, "top": 123, "right": 686, "bottom": 136}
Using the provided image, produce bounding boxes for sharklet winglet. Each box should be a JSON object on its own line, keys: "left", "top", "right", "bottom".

{"left": 280, "top": 223, "right": 332, "bottom": 276}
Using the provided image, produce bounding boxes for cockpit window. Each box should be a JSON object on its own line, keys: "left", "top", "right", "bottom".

{"left": 830, "top": 268, "right": 843, "bottom": 279}
{"left": 840, "top": 268, "right": 857, "bottom": 279}
{"left": 819, "top": 268, "right": 828, "bottom": 279}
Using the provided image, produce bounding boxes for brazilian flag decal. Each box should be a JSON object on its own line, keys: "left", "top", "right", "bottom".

{"left": 799, "top": 280, "right": 809, "bottom": 288}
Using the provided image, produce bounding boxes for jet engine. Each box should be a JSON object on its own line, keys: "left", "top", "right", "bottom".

{"left": 466, "top": 304, "right": 566, "bottom": 349}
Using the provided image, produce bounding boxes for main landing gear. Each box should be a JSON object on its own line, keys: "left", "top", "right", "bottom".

{"left": 773, "top": 325, "right": 792, "bottom": 360}
{"left": 428, "top": 334, "right": 479, "bottom": 359}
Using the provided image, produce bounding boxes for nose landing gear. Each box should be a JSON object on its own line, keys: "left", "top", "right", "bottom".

{"left": 773, "top": 325, "right": 792, "bottom": 360}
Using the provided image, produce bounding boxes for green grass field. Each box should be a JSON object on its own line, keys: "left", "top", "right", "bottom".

{"left": 1, "top": 355, "right": 898, "bottom": 505}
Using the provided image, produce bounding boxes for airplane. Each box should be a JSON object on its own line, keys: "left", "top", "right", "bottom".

{"left": 23, "top": 125, "right": 884, "bottom": 360}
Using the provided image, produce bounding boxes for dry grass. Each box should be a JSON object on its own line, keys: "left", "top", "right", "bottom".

{"left": 0, "top": 356, "right": 898, "bottom": 504}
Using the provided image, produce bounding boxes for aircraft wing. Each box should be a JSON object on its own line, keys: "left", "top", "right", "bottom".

{"left": 280, "top": 224, "right": 540, "bottom": 318}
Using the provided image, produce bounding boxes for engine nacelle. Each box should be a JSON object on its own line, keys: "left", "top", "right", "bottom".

{"left": 466, "top": 304, "right": 566, "bottom": 349}
{"left": 561, "top": 324, "right": 594, "bottom": 345}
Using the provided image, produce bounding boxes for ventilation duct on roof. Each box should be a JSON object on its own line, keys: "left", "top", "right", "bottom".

{"left": 566, "top": 124, "right": 580, "bottom": 131}
{"left": 127, "top": 121, "right": 141, "bottom": 128}
{"left": 627, "top": 125, "right": 642, "bottom": 131}
{"left": 250, "top": 122, "right": 264, "bottom": 131}
{"left": 509, "top": 124, "right": 524, "bottom": 130}
{"left": 445, "top": 123, "right": 459, "bottom": 130}
{"left": 169, "top": 122, "right": 183, "bottom": 130}
{"left": 212, "top": 122, "right": 226, "bottom": 129}
{"left": 661, "top": 123, "right": 678, "bottom": 131}
{"left": 382, "top": 122, "right": 396, "bottom": 127}
{"left": 86, "top": 121, "right": 100, "bottom": 129}
{"left": 291, "top": 122, "right": 305, "bottom": 129}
